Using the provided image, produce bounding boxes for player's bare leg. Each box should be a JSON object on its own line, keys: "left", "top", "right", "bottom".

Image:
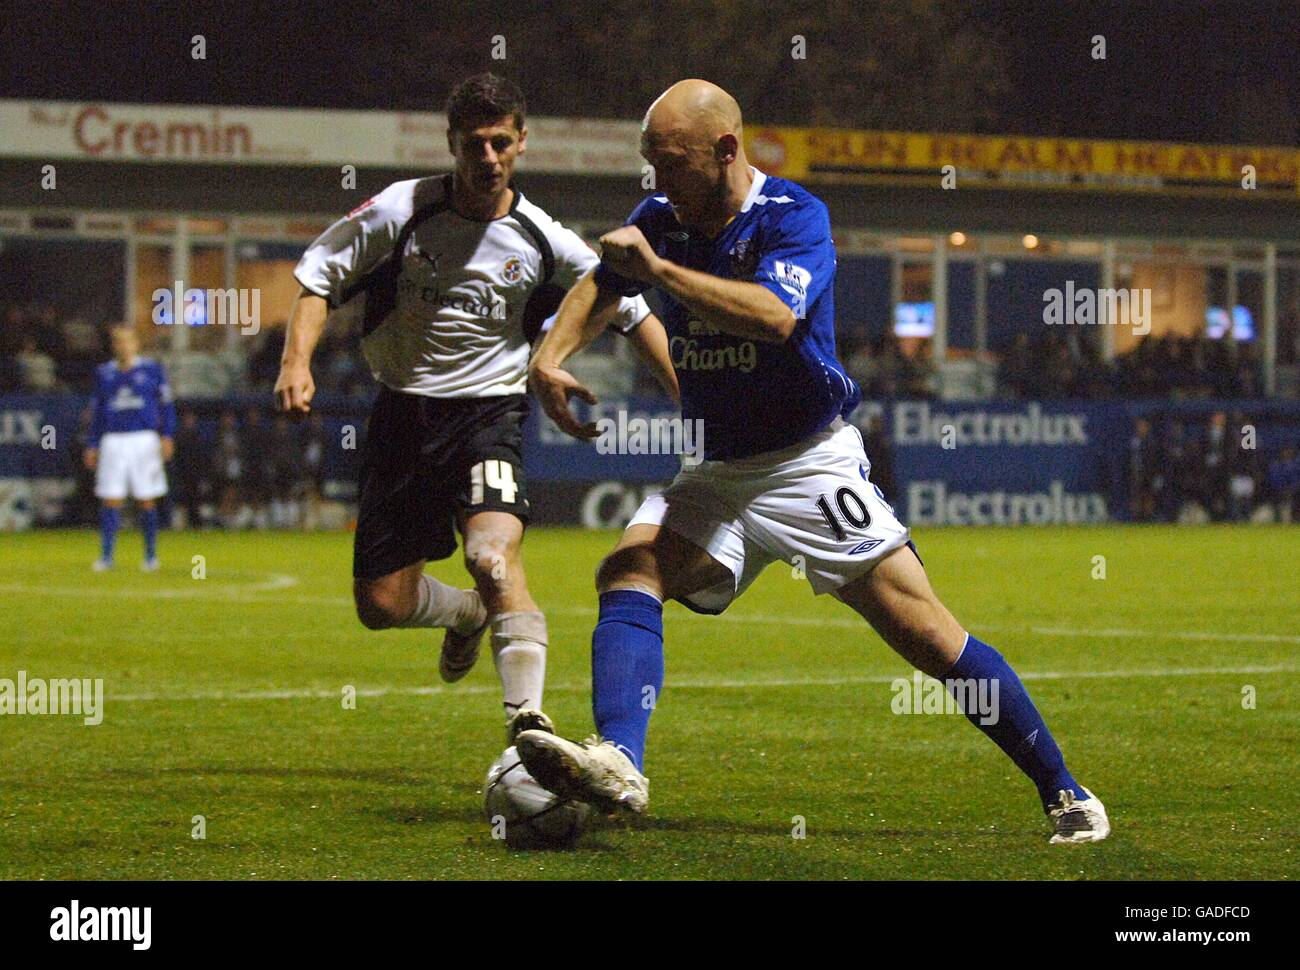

{"left": 835, "top": 544, "right": 1110, "bottom": 843}
{"left": 597, "top": 522, "right": 734, "bottom": 601}
{"left": 352, "top": 561, "right": 428, "bottom": 629}
{"left": 460, "top": 510, "right": 550, "bottom": 739}
{"left": 517, "top": 523, "right": 730, "bottom": 813}
{"left": 353, "top": 558, "right": 488, "bottom": 666}
{"left": 832, "top": 544, "right": 966, "bottom": 677}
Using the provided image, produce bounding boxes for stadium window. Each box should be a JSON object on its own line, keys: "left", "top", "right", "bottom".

{"left": 236, "top": 240, "right": 309, "bottom": 341}
{"left": 1278, "top": 264, "right": 1299, "bottom": 366}
{"left": 186, "top": 217, "right": 229, "bottom": 236}
{"left": 947, "top": 260, "right": 977, "bottom": 352}
{"left": 185, "top": 244, "right": 228, "bottom": 352}
{"left": 984, "top": 258, "right": 1101, "bottom": 353}
{"left": 833, "top": 254, "right": 891, "bottom": 347}
{"left": 135, "top": 216, "right": 177, "bottom": 235}
{"left": 0, "top": 236, "right": 126, "bottom": 390}
{"left": 30, "top": 215, "right": 75, "bottom": 231}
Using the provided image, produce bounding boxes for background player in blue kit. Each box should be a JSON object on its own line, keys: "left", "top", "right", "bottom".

{"left": 84, "top": 325, "right": 176, "bottom": 572}
{"left": 524, "top": 79, "right": 1110, "bottom": 844}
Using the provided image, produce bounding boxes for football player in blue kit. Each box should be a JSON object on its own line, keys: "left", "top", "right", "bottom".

{"left": 84, "top": 325, "right": 176, "bottom": 572}
{"left": 522, "top": 80, "right": 1110, "bottom": 844}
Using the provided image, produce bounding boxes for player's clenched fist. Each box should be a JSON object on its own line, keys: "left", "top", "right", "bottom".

{"left": 598, "top": 226, "right": 663, "bottom": 285}
{"left": 274, "top": 360, "right": 315, "bottom": 415}
{"left": 527, "top": 361, "right": 599, "bottom": 440}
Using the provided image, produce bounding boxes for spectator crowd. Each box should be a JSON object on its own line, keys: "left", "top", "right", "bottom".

{"left": 1125, "top": 410, "right": 1300, "bottom": 523}
{"left": 998, "top": 332, "right": 1265, "bottom": 400}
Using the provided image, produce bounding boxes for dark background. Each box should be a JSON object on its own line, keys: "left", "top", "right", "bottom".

{"left": 2, "top": 0, "right": 1296, "bottom": 146}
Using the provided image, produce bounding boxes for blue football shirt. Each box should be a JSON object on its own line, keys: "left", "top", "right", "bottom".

{"left": 595, "top": 168, "right": 859, "bottom": 460}
{"left": 88, "top": 357, "right": 177, "bottom": 446}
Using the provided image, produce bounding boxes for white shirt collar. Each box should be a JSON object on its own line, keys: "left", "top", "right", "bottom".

{"left": 739, "top": 167, "right": 767, "bottom": 213}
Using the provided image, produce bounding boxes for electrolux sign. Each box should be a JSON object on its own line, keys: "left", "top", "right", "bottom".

{"left": 522, "top": 397, "right": 1121, "bottom": 525}
{"left": 878, "top": 401, "right": 1117, "bottom": 525}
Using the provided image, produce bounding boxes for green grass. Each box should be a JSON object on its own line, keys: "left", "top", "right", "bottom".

{"left": 0, "top": 526, "right": 1296, "bottom": 880}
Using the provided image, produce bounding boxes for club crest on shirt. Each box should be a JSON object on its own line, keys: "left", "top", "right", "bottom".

{"left": 729, "top": 237, "right": 758, "bottom": 277}
{"left": 503, "top": 256, "right": 524, "bottom": 284}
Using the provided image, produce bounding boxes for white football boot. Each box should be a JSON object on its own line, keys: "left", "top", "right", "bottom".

{"left": 92, "top": 559, "right": 113, "bottom": 572}
{"left": 505, "top": 708, "right": 554, "bottom": 746}
{"left": 438, "top": 591, "right": 489, "bottom": 683}
{"left": 1047, "top": 787, "right": 1111, "bottom": 844}
{"left": 514, "top": 730, "right": 649, "bottom": 814}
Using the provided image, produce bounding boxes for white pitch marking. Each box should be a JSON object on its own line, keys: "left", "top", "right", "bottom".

{"left": 104, "top": 663, "right": 1299, "bottom": 703}
{"left": 5, "top": 582, "right": 1296, "bottom": 644}
{"left": 0, "top": 572, "right": 299, "bottom": 601}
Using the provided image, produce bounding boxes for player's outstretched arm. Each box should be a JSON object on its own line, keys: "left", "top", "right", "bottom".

{"left": 529, "top": 270, "right": 627, "bottom": 439}
{"left": 626, "top": 315, "right": 679, "bottom": 404}
{"left": 274, "top": 288, "right": 329, "bottom": 414}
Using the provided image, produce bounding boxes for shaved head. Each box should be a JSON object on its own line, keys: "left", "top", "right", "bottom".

{"left": 643, "top": 79, "right": 743, "bottom": 148}
{"left": 639, "top": 80, "right": 752, "bottom": 233}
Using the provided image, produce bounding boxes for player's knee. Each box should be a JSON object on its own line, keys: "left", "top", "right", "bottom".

{"left": 595, "top": 544, "right": 655, "bottom": 593}
{"left": 353, "top": 582, "right": 405, "bottom": 630}
{"left": 902, "top": 601, "right": 964, "bottom": 659}
{"left": 463, "top": 532, "right": 517, "bottom": 595}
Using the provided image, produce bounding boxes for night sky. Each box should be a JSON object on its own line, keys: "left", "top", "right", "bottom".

{"left": 1, "top": 0, "right": 1296, "bottom": 145}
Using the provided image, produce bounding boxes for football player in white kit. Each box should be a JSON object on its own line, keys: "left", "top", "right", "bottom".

{"left": 520, "top": 80, "right": 1110, "bottom": 844}
{"left": 85, "top": 325, "right": 175, "bottom": 572}
{"left": 275, "top": 74, "right": 675, "bottom": 742}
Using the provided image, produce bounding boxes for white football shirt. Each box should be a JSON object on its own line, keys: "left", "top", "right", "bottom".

{"left": 295, "top": 177, "right": 650, "bottom": 397}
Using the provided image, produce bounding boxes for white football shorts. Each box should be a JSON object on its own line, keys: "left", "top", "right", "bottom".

{"left": 628, "top": 418, "right": 911, "bottom": 613}
{"left": 95, "top": 430, "right": 168, "bottom": 501}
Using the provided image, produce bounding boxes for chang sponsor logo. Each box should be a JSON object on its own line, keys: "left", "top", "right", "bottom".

{"left": 670, "top": 336, "right": 758, "bottom": 373}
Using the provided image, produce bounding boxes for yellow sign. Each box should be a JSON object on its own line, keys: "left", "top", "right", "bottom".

{"left": 745, "top": 127, "right": 1298, "bottom": 197}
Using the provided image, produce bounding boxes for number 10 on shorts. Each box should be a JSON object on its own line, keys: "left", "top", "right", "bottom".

{"left": 470, "top": 460, "right": 519, "bottom": 504}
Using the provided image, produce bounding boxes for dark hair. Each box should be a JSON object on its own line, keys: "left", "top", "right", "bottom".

{"left": 446, "top": 73, "right": 525, "bottom": 134}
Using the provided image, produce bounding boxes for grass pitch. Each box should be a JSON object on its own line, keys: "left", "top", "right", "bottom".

{"left": 0, "top": 525, "right": 1295, "bottom": 880}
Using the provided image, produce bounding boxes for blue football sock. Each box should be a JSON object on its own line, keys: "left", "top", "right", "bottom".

{"left": 141, "top": 507, "right": 159, "bottom": 561}
{"left": 99, "top": 506, "right": 120, "bottom": 563}
{"left": 946, "top": 634, "right": 1084, "bottom": 808}
{"left": 591, "top": 589, "right": 664, "bottom": 772}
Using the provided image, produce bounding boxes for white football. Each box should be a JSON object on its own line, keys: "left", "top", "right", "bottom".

{"left": 483, "top": 745, "right": 591, "bottom": 848}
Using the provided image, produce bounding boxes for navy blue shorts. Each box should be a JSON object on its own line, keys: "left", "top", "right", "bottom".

{"left": 352, "top": 387, "right": 530, "bottom": 580}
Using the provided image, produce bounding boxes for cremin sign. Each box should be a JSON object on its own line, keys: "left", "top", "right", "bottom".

{"left": 745, "top": 127, "right": 1299, "bottom": 198}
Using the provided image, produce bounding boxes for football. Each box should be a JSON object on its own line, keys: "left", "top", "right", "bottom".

{"left": 483, "top": 746, "right": 592, "bottom": 848}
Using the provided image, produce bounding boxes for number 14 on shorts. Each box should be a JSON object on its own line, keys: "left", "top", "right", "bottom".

{"left": 469, "top": 460, "right": 519, "bottom": 504}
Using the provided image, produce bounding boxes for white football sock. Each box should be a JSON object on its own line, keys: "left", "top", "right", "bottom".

{"left": 399, "top": 574, "right": 485, "bottom": 632}
{"left": 491, "top": 611, "right": 547, "bottom": 719}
